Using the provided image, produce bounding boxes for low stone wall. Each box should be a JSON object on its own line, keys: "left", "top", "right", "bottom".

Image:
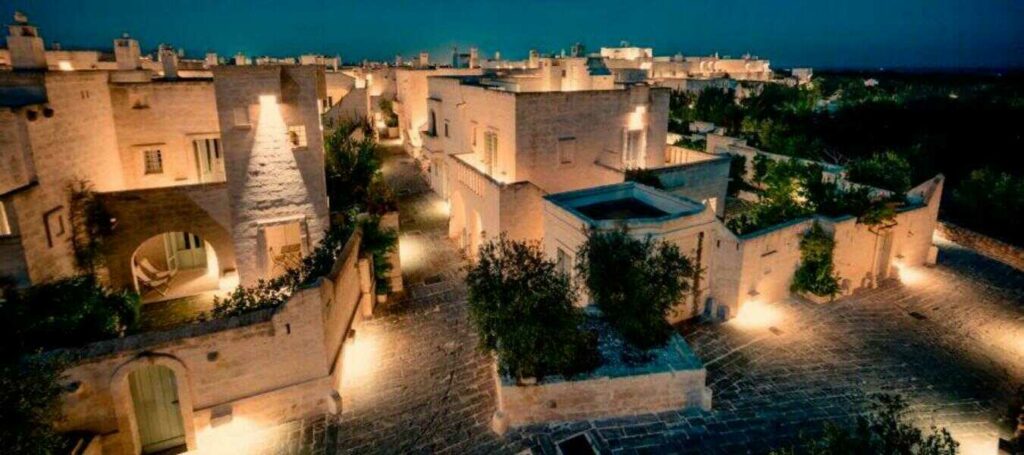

{"left": 936, "top": 222, "right": 1024, "bottom": 271}
{"left": 492, "top": 329, "right": 712, "bottom": 431}
{"left": 496, "top": 367, "right": 711, "bottom": 429}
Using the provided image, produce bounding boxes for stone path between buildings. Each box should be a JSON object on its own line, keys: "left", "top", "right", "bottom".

{"left": 280, "top": 146, "right": 1023, "bottom": 454}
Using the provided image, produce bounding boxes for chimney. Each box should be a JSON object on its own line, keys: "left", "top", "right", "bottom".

{"left": 469, "top": 47, "right": 479, "bottom": 69}
{"left": 113, "top": 33, "right": 141, "bottom": 70}
{"left": 234, "top": 52, "right": 248, "bottom": 66}
{"left": 528, "top": 49, "right": 539, "bottom": 69}
{"left": 205, "top": 52, "right": 218, "bottom": 68}
{"left": 418, "top": 51, "right": 429, "bottom": 68}
{"left": 160, "top": 46, "right": 179, "bottom": 79}
{"left": 7, "top": 12, "right": 47, "bottom": 70}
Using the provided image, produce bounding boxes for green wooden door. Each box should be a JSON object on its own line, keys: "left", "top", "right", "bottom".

{"left": 129, "top": 365, "right": 186, "bottom": 453}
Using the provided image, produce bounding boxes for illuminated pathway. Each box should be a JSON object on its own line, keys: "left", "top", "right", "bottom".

{"left": 291, "top": 145, "right": 1023, "bottom": 454}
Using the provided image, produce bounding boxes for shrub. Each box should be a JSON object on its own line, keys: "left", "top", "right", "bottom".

{"left": 576, "top": 229, "right": 694, "bottom": 353}
{"left": 0, "top": 275, "right": 140, "bottom": 356}
{"left": 210, "top": 224, "right": 355, "bottom": 318}
{"left": 466, "top": 235, "right": 599, "bottom": 382}
{"left": 0, "top": 355, "right": 69, "bottom": 455}
{"left": 948, "top": 168, "right": 1024, "bottom": 246}
{"left": 790, "top": 222, "right": 841, "bottom": 298}
{"left": 358, "top": 216, "right": 398, "bottom": 295}
{"left": 846, "top": 151, "right": 912, "bottom": 194}
{"left": 771, "top": 394, "right": 958, "bottom": 455}
{"left": 66, "top": 180, "right": 114, "bottom": 275}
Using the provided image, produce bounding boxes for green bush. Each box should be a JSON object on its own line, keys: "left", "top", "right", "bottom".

{"left": 790, "top": 222, "right": 841, "bottom": 298}
{"left": 0, "top": 275, "right": 140, "bottom": 356}
{"left": 846, "top": 151, "right": 912, "bottom": 194}
{"left": 211, "top": 224, "right": 355, "bottom": 318}
{"left": 66, "top": 180, "right": 114, "bottom": 275}
{"left": 0, "top": 355, "right": 69, "bottom": 455}
{"left": 466, "top": 235, "right": 599, "bottom": 382}
{"left": 576, "top": 229, "right": 694, "bottom": 353}
{"left": 948, "top": 168, "right": 1024, "bottom": 245}
{"left": 771, "top": 394, "right": 958, "bottom": 455}
{"left": 358, "top": 216, "right": 398, "bottom": 295}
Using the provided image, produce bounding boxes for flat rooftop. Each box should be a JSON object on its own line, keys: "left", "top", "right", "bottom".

{"left": 546, "top": 182, "right": 705, "bottom": 227}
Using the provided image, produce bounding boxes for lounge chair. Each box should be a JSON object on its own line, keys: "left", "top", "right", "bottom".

{"left": 134, "top": 262, "right": 170, "bottom": 296}
{"left": 139, "top": 257, "right": 178, "bottom": 280}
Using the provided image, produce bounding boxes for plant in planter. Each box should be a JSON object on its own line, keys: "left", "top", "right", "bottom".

{"left": 358, "top": 215, "right": 398, "bottom": 297}
{"left": 466, "top": 235, "right": 599, "bottom": 383}
{"left": 790, "top": 222, "right": 841, "bottom": 300}
{"left": 576, "top": 229, "right": 694, "bottom": 356}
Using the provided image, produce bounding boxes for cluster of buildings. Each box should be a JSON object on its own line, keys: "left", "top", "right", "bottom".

{"left": 1, "top": 10, "right": 940, "bottom": 454}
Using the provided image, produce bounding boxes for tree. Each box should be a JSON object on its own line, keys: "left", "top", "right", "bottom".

{"left": 466, "top": 235, "right": 599, "bottom": 382}
{"left": 846, "top": 151, "right": 913, "bottom": 194}
{"left": 0, "top": 355, "right": 69, "bottom": 455}
{"left": 790, "top": 222, "right": 841, "bottom": 298}
{"left": 576, "top": 229, "right": 694, "bottom": 353}
{"left": 771, "top": 394, "right": 958, "bottom": 455}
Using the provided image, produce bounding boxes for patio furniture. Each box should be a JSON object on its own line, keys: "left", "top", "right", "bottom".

{"left": 139, "top": 257, "right": 178, "bottom": 280}
{"left": 271, "top": 243, "right": 303, "bottom": 272}
{"left": 134, "top": 263, "right": 170, "bottom": 297}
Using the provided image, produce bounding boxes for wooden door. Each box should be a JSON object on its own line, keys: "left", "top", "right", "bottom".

{"left": 168, "top": 232, "right": 206, "bottom": 270}
{"left": 129, "top": 365, "right": 186, "bottom": 453}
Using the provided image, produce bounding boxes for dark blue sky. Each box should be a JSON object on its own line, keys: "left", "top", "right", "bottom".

{"left": 4, "top": 0, "right": 1023, "bottom": 69}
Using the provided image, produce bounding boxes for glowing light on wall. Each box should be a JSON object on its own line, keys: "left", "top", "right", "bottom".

{"left": 731, "top": 298, "right": 784, "bottom": 330}
{"left": 892, "top": 261, "right": 927, "bottom": 287}
{"left": 58, "top": 60, "right": 73, "bottom": 71}
{"left": 192, "top": 416, "right": 267, "bottom": 454}
{"left": 341, "top": 329, "right": 380, "bottom": 388}
{"left": 628, "top": 105, "right": 647, "bottom": 131}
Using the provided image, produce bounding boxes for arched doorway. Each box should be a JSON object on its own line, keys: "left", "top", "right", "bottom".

{"left": 128, "top": 364, "right": 186, "bottom": 453}
{"left": 131, "top": 231, "right": 222, "bottom": 303}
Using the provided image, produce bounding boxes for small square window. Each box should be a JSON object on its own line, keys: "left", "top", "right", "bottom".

{"left": 288, "top": 125, "right": 308, "bottom": 149}
{"left": 233, "top": 107, "right": 250, "bottom": 127}
{"left": 144, "top": 149, "right": 163, "bottom": 174}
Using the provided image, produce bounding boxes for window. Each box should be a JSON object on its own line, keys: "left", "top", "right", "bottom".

{"left": 143, "top": 149, "right": 163, "bottom": 174}
{"left": 428, "top": 110, "right": 437, "bottom": 136}
{"left": 288, "top": 125, "right": 307, "bottom": 149}
{"left": 472, "top": 126, "right": 478, "bottom": 147}
{"left": 233, "top": 107, "right": 250, "bottom": 127}
{"left": 484, "top": 131, "right": 498, "bottom": 173}
{"left": 623, "top": 129, "right": 644, "bottom": 168}
{"left": 444, "top": 120, "right": 449, "bottom": 138}
{"left": 557, "top": 137, "right": 576, "bottom": 165}
{"left": 556, "top": 248, "right": 571, "bottom": 277}
{"left": 0, "top": 201, "right": 11, "bottom": 236}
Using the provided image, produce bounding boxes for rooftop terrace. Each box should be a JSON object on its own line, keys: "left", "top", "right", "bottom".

{"left": 546, "top": 182, "right": 705, "bottom": 228}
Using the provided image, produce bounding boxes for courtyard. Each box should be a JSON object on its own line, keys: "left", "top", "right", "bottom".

{"left": 271, "top": 146, "right": 1022, "bottom": 454}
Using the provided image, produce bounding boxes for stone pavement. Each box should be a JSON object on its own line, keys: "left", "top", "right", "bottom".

{"left": 280, "top": 146, "right": 1023, "bottom": 454}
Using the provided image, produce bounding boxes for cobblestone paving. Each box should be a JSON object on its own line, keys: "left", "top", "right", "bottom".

{"left": 279, "top": 147, "right": 1022, "bottom": 454}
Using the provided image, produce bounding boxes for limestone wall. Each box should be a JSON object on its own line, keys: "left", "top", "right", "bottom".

{"left": 5, "top": 71, "right": 123, "bottom": 283}
{"left": 936, "top": 222, "right": 1024, "bottom": 271}
{"left": 652, "top": 154, "right": 730, "bottom": 218}
{"left": 394, "top": 68, "right": 482, "bottom": 155}
{"left": 58, "top": 229, "right": 371, "bottom": 454}
{"left": 109, "top": 79, "right": 220, "bottom": 189}
{"left": 214, "top": 66, "right": 330, "bottom": 285}
{"left": 498, "top": 181, "right": 545, "bottom": 243}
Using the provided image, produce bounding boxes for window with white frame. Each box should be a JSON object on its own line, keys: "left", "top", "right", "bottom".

{"left": 143, "top": 149, "right": 163, "bottom": 174}
{"left": 623, "top": 128, "right": 644, "bottom": 168}
{"left": 288, "top": 125, "right": 307, "bottom": 149}
{"left": 556, "top": 248, "right": 571, "bottom": 277}
{"left": 557, "top": 137, "right": 576, "bottom": 165}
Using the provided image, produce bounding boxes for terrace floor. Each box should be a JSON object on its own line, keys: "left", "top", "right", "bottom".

{"left": 275, "top": 146, "right": 1023, "bottom": 454}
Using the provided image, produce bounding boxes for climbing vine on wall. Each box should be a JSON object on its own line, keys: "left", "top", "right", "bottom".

{"left": 66, "top": 179, "right": 114, "bottom": 275}
{"left": 790, "top": 222, "right": 841, "bottom": 298}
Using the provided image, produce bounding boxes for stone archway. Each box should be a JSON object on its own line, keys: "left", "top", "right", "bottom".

{"left": 110, "top": 353, "right": 197, "bottom": 454}
{"left": 99, "top": 184, "right": 236, "bottom": 292}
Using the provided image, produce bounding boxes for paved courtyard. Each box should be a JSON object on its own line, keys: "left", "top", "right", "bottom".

{"left": 303, "top": 146, "right": 1023, "bottom": 454}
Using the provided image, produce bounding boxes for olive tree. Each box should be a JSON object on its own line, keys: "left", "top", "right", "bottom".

{"left": 576, "top": 229, "right": 694, "bottom": 352}
{"left": 466, "top": 235, "right": 599, "bottom": 382}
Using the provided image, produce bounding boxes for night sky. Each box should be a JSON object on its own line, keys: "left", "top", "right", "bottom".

{"left": 4, "top": 0, "right": 1022, "bottom": 69}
